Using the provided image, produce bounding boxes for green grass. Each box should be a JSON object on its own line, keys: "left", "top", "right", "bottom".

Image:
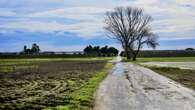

{"left": 45, "top": 63, "right": 113, "bottom": 110}
{"left": 147, "top": 66, "right": 195, "bottom": 90}
{"left": 122, "top": 57, "right": 195, "bottom": 62}
{"left": 0, "top": 65, "right": 38, "bottom": 73}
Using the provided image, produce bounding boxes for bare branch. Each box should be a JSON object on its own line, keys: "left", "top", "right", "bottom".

{"left": 104, "top": 6, "right": 158, "bottom": 60}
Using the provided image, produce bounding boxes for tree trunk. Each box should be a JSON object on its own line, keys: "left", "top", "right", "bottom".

{"left": 132, "top": 43, "right": 142, "bottom": 61}
{"left": 125, "top": 47, "right": 131, "bottom": 60}
{"left": 132, "top": 54, "right": 137, "bottom": 61}
{"left": 127, "top": 54, "right": 131, "bottom": 60}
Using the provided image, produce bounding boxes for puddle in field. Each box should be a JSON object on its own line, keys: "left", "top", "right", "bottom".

{"left": 141, "top": 62, "right": 195, "bottom": 70}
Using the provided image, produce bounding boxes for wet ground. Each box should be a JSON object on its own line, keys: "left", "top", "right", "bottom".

{"left": 94, "top": 57, "right": 195, "bottom": 110}
{"left": 141, "top": 62, "right": 195, "bottom": 70}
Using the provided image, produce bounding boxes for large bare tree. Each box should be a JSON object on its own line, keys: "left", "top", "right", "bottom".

{"left": 104, "top": 7, "right": 158, "bottom": 60}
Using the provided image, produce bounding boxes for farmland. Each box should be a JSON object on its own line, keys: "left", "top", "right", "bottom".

{"left": 136, "top": 57, "right": 195, "bottom": 90}
{"left": 129, "top": 57, "right": 195, "bottom": 62}
{"left": 0, "top": 58, "right": 112, "bottom": 110}
{"left": 147, "top": 66, "right": 195, "bottom": 90}
{"left": 140, "top": 62, "right": 195, "bottom": 70}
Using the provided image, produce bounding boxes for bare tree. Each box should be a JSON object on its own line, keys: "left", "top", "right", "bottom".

{"left": 130, "top": 28, "right": 158, "bottom": 61}
{"left": 104, "top": 7, "right": 158, "bottom": 60}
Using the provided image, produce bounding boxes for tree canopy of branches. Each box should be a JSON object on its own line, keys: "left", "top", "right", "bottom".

{"left": 84, "top": 45, "right": 118, "bottom": 56}
{"left": 186, "top": 48, "right": 194, "bottom": 51}
{"left": 104, "top": 7, "right": 158, "bottom": 61}
{"left": 22, "top": 43, "right": 40, "bottom": 55}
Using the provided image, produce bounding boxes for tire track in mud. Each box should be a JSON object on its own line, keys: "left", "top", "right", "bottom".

{"left": 0, "top": 60, "right": 106, "bottom": 110}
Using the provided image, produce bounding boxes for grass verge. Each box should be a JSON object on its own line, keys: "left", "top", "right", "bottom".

{"left": 146, "top": 66, "right": 195, "bottom": 90}
{"left": 45, "top": 63, "right": 113, "bottom": 110}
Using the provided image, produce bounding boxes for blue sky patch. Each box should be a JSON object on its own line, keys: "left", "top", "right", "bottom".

{"left": 0, "top": 0, "right": 195, "bottom": 52}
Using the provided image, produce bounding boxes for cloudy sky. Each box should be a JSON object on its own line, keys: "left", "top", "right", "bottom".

{"left": 0, "top": 0, "right": 195, "bottom": 52}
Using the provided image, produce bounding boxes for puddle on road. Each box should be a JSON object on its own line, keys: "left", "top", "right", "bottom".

{"left": 112, "top": 62, "right": 125, "bottom": 76}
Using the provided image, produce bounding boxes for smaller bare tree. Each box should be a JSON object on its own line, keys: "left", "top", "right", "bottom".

{"left": 130, "top": 28, "right": 158, "bottom": 61}
{"left": 104, "top": 7, "right": 158, "bottom": 61}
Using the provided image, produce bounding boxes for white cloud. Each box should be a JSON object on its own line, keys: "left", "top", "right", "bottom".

{"left": 131, "top": 0, "right": 195, "bottom": 40}
{"left": 0, "top": 0, "right": 65, "bottom": 8}
{"left": 176, "top": 0, "right": 195, "bottom": 6}
{"left": 0, "top": 0, "right": 195, "bottom": 40}
{"left": 28, "top": 7, "right": 107, "bottom": 25}
{"left": 0, "top": 21, "right": 64, "bottom": 32}
{"left": 156, "top": 43, "right": 195, "bottom": 50}
{"left": 1, "top": 6, "right": 111, "bottom": 38}
{"left": 153, "top": 18, "right": 195, "bottom": 32}
{"left": 28, "top": 7, "right": 110, "bottom": 18}
{"left": 0, "top": 20, "right": 105, "bottom": 38}
{"left": 0, "top": 9, "right": 16, "bottom": 17}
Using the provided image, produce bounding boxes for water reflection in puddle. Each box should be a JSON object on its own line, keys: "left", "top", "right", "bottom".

{"left": 112, "top": 62, "right": 125, "bottom": 76}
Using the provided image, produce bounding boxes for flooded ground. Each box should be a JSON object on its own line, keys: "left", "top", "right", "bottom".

{"left": 141, "top": 62, "right": 195, "bottom": 70}
{"left": 94, "top": 57, "right": 195, "bottom": 110}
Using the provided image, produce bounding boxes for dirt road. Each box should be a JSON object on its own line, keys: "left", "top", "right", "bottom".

{"left": 94, "top": 57, "right": 195, "bottom": 110}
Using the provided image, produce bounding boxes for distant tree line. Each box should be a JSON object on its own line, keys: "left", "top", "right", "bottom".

{"left": 84, "top": 45, "right": 119, "bottom": 56}
{"left": 21, "top": 43, "right": 40, "bottom": 55}
{"left": 120, "top": 49, "right": 195, "bottom": 57}
{"left": 0, "top": 44, "right": 119, "bottom": 58}
{"left": 0, "top": 54, "right": 92, "bottom": 59}
{"left": 1, "top": 46, "right": 194, "bottom": 59}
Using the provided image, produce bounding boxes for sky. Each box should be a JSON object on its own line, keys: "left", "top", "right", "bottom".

{"left": 0, "top": 0, "right": 195, "bottom": 52}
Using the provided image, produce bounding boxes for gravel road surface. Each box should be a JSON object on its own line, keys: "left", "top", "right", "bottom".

{"left": 94, "top": 57, "right": 195, "bottom": 110}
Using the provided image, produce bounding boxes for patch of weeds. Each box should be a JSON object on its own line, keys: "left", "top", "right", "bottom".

{"left": 0, "top": 65, "right": 39, "bottom": 73}
{"left": 0, "top": 66, "right": 14, "bottom": 73}
{"left": 147, "top": 66, "right": 195, "bottom": 90}
{"left": 46, "top": 63, "right": 113, "bottom": 110}
{"left": 136, "top": 57, "right": 195, "bottom": 62}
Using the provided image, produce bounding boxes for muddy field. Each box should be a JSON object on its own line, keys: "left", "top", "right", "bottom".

{"left": 0, "top": 60, "right": 106, "bottom": 110}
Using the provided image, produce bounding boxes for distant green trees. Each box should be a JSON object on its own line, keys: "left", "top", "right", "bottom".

{"left": 22, "top": 43, "right": 40, "bottom": 55}
{"left": 84, "top": 45, "right": 119, "bottom": 56}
